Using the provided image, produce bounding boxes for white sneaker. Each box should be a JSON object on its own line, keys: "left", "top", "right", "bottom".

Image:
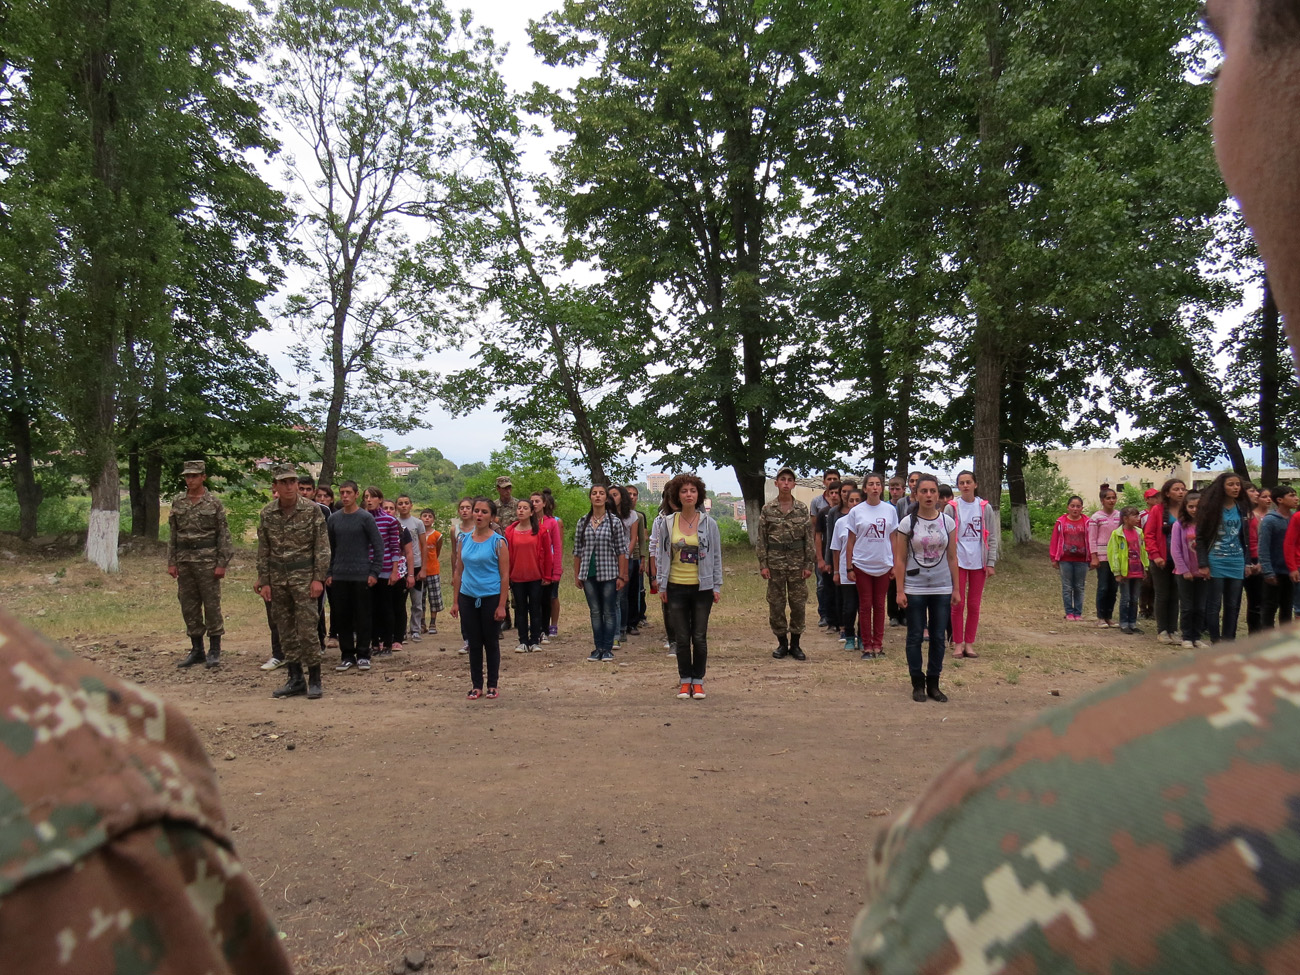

{"left": 260, "top": 656, "right": 285, "bottom": 671}
{"left": 1194, "top": 640, "right": 1209, "bottom": 649}
{"left": 540, "top": 633, "right": 550, "bottom": 644}
{"left": 459, "top": 642, "right": 469, "bottom": 654}
{"left": 515, "top": 642, "right": 528, "bottom": 654}
{"left": 528, "top": 644, "right": 541, "bottom": 653}
{"left": 410, "top": 631, "right": 421, "bottom": 643}
{"left": 1157, "top": 631, "right": 1171, "bottom": 645}
{"left": 1181, "top": 639, "right": 1194, "bottom": 649}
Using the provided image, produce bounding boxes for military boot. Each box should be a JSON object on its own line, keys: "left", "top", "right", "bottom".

{"left": 178, "top": 636, "right": 206, "bottom": 669}
{"left": 789, "top": 632, "right": 807, "bottom": 661}
{"left": 271, "top": 663, "right": 306, "bottom": 698}
{"left": 911, "top": 671, "right": 927, "bottom": 703}
{"left": 306, "top": 665, "right": 323, "bottom": 700}
{"left": 205, "top": 634, "right": 221, "bottom": 669}
{"left": 925, "top": 675, "right": 948, "bottom": 703}
{"left": 772, "top": 634, "right": 789, "bottom": 659}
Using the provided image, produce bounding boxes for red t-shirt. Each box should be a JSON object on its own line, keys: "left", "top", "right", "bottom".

{"left": 506, "top": 523, "right": 546, "bottom": 583}
{"left": 1124, "top": 528, "right": 1144, "bottom": 579}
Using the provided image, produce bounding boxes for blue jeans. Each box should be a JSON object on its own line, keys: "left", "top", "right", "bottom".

{"left": 583, "top": 578, "right": 619, "bottom": 653}
{"left": 1205, "top": 576, "right": 1245, "bottom": 642}
{"left": 1059, "top": 561, "right": 1087, "bottom": 617}
{"left": 1118, "top": 577, "right": 1141, "bottom": 628}
{"left": 1095, "top": 562, "right": 1118, "bottom": 622}
{"left": 905, "top": 592, "right": 950, "bottom": 678}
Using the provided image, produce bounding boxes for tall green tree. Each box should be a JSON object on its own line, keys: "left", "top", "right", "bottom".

{"left": 262, "top": 0, "right": 501, "bottom": 487}
{"left": 532, "top": 0, "right": 836, "bottom": 536}
{"left": 433, "top": 61, "right": 640, "bottom": 485}
{"left": 829, "top": 0, "right": 1225, "bottom": 513}
{"left": 3, "top": 0, "right": 288, "bottom": 568}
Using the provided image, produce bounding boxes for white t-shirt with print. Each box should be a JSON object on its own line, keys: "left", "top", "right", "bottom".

{"left": 896, "top": 512, "right": 956, "bottom": 595}
{"left": 845, "top": 501, "right": 899, "bottom": 575}
{"left": 953, "top": 497, "right": 986, "bottom": 571}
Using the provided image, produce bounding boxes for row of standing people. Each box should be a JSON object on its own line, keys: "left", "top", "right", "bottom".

{"left": 1050, "top": 473, "right": 1300, "bottom": 645}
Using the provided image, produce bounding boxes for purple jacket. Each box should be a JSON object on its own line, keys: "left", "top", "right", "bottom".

{"left": 1170, "top": 520, "right": 1199, "bottom": 576}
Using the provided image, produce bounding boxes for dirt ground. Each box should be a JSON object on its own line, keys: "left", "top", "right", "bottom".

{"left": 0, "top": 539, "right": 1179, "bottom": 975}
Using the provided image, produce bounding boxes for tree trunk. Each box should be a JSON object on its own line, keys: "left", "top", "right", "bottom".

{"left": 142, "top": 449, "right": 162, "bottom": 540}
{"left": 894, "top": 370, "right": 914, "bottom": 478}
{"left": 9, "top": 433, "right": 43, "bottom": 541}
{"left": 320, "top": 354, "right": 347, "bottom": 488}
{"left": 1006, "top": 445, "right": 1032, "bottom": 545}
{"left": 736, "top": 468, "right": 767, "bottom": 546}
{"left": 868, "top": 335, "right": 888, "bottom": 474}
{"left": 85, "top": 455, "right": 121, "bottom": 572}
{"left": 1168, "top": 337, "right": 1249, "bottom": 477}
{"left": 3, "top": 368, "right": 43, "bottom": 540}
{"left": 973, "top": 346, "right": 1005, "bottom": 509}
{"left": 128, "top": 444, "right": 145, "bottom": 536}
{"left": 1259, "top": 279, "right": 1280, "bottom": 487}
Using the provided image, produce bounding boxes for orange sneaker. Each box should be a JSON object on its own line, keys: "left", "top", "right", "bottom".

{"left": 677, "top": 683, "right": 691, "bottom": 699}
{"left": 691, "top": 683, "right": 705, "bottom": 699}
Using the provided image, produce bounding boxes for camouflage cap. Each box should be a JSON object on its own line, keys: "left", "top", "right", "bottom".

{"left": 182, "top": 460, "right": 205, "bottom": 475}
{"left": 271, "top": 465, "right": 300, "bottom": 482}
{"left": 775, "top": 466, "right": 797, "bottom": 480}
{"left": 496, "top": 475, "right": 513, "bottom": 489}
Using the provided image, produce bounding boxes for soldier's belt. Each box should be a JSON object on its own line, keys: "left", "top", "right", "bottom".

{"left": 178, "top": 539, "right": 217, "bottom": 550}
{"left": 270, "top": 558, "right": 314, "bottom": 571}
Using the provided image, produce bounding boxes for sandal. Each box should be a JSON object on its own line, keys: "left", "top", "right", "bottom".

{"left": 466, "top": 688, "right": 482, "bottom": 700}
{"left": 486, "top": 687, "right": 499, "bottom": 699}
{"left": 964, "top": 647, "right": 979, "bottom": 659}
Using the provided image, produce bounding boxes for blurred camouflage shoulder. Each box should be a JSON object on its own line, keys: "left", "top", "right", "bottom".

{"left": 0, "top": 609, "right": 293, "bottom": 973}
{"left": 852, "top": 628, "right": 1300, "bottom": 974}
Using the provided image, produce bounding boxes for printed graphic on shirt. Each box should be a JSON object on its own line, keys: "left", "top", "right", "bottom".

{"left": 909, "top": 518, "right": 949, "bottom": 567}
{"left": 862, "top": 517, "right": 890, "bottom": 539}
{"left": 962, "top": 517, "right": 982, "bottom": 537}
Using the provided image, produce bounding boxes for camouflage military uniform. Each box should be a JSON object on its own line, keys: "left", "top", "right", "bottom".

{"left": 0, "top": 608, "right": 293, "bottom": 974}
{"left": 256, "top": 492, "right": 330, "bottom": 668}
{"left": 757, "top": 498, "right": 814, "bottom": 635}
{"left": 167, "top": 488, "right": 234, "bottom": 638}
{"left": 851, "top": 628, "right": 1300, "bottom": 974}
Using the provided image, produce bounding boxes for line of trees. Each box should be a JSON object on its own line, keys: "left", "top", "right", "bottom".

{"left": 3, "top": 0, "right": 1296, "bottom": 566}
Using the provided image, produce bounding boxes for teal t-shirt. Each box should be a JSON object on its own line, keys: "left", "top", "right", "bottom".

{"left": 1208, "top": 505, "right": 1245, "bottom": 580}
{"left": 460, "top": 533, "right": 505, "bottom": 598}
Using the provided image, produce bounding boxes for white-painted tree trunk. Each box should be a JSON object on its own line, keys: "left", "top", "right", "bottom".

{"left": 745, "top": 497, "right": 763, "bottom": 546}
{"left": 85, "top": 456, "right": 121, "bottom": 572}
{"left": 85, "top": 508, "right": 120, "bottom": 572}
{"left": 1012, "top": 503, "right": 1033, "bottom": 545}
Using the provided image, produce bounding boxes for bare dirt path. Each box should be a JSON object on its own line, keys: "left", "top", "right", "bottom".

{"left": 1, "top": 540, "right": 1171, "bottom": 974}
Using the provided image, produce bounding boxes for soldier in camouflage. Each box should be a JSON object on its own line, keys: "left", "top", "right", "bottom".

{"left": 853, "top": 5, "right": 1300, "bottom": 968}
{"left": 850, "top": 628, "right": 1300, "bottom": 974}
{"left": 257, "top": 465, "right": 331, "bottom": 700}
{"left": 167, "top": 459, "right": 234, "bottom": 670}
{"left": 757, "top": 467, "right": 814, "bottom": 660}
{"left": 0, "top": 607, "right": 293, "bottom": 973}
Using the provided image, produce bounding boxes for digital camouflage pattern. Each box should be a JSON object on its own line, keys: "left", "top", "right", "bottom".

{"left": 757, "top": 498, "right": 813, "bottom": 636}
{"left": 0, "top": 609, "right": 292, "bottom": 973}
{"left": 256, "top": 494, "right": 330, "bottom": 667}
{"left": 851, "top": 628, "right": 1300, "bottom": 975}
{"left": 168, "top": 490, "right": 235, "bottom": 638}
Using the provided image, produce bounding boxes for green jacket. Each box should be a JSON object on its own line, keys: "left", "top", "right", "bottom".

{"left": 1106, "top": 524, "right": 1149, "bottom": 577}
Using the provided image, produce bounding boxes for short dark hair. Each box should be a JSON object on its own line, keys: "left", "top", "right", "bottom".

{"left": 340, "top": 480, "right": 359, "bottom": 494}
{"left": 397, "top": 493, "right": 412, "bottom": 503}
{"left": 297, "top": 475, "right": 315, "bottom": 488}
{"left": 317, "top": 485, "right": 334, "bottom": 500}
{"left": 420, "top": 507, "right": 435, "bottom": 516}
{"left": 365, "top": 486, "right": 384, "bottom": 501}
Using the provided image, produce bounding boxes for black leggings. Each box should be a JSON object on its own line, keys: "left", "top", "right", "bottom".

{"left": 459, "top": 591, "right": 501, "bottom": 689}
{"left": 666, "top": 583, "right": 713, "bottom": 681}
{"left": 332, "top": 579, "right": 372, "bottom": 663}
{"left": 838, "top": 583, "right": 858, "bottom": 640}
{"left": 511, "top": 578, "right": 545, "bottom": 646}
{"left": 371, "top": 579, "right": 394, "bottom": 648}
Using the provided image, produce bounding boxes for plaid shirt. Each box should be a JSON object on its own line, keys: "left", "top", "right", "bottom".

{"left": 573, "top": 513, "right": 629, "bottom": 583}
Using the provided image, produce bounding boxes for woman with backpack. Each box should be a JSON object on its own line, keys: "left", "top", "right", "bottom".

{"left": 893, "top": 474, "right": 961, "bottom": 704}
